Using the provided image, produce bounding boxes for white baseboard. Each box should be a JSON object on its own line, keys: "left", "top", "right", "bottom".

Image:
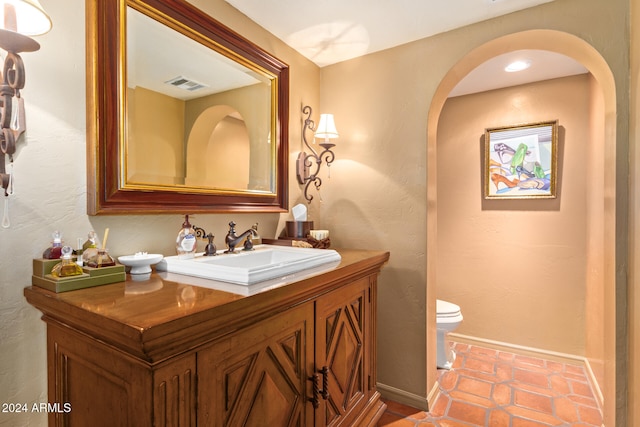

{"left": 449, "top": 333, "right": 585, "bottom": 363}
{"left": 427, "top": 380, "right": 441, "bottom": 410}
{"left": 449, "top": 333, "right": 604, "bottom": 408}
{"left": 583, "top": 357, "right": 604, "bottom": 409}
{"left": 376, "top": 382, "right": 429, "bottom": 411}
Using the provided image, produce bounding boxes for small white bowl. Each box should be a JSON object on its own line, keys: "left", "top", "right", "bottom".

{"left": 118, "top": 253, "right": 164, "bottom": 275}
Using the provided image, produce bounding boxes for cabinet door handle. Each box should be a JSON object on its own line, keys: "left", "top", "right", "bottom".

{"left": 319, "top": 366, "right": 330, "bottom": 401}
{"left": 308, "top": 367, "right": 330, "bottom": 408}
{"left": 308, "top": 373, "right": 320, "bottom": 409}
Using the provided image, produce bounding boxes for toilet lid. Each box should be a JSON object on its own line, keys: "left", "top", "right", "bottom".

{"left": 437, "top": 299, "right": 461, "bottom": 316}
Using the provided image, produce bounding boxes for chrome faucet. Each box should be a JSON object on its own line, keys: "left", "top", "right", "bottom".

{"left": 225, "top": 221, "right": 257, "bottom": 253}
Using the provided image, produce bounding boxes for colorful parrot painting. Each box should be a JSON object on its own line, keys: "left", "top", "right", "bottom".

{"left": 510, "top": 143, "right": 528, "bottom": 175}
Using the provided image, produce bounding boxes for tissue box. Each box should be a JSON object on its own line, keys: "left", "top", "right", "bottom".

{"left": 285, "top": 221, "right": 313, "bottom": 238}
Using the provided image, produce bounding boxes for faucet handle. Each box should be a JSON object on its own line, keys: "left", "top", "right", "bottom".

{"left": 193, "top": 225, "right": 217, "bottom": 256}
{"left": 204, "top": 233, "right": 217, "bottom": 256}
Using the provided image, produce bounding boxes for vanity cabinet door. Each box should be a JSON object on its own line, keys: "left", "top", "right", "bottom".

{"left": 197, "top": 302, "right": 315, "bottom": 427}
{"left": 314, "top": 277, "right": 371, "bottom": 427}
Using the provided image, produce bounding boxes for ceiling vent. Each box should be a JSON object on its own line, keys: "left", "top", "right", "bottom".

{"left": 165, "top": 76, "right": 208, "bottom": 91}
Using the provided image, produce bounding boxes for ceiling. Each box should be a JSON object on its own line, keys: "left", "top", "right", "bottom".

{"left": 224, "top": 0, "right": 588, "bottom": 96}
{"left": 128, "top": 7, "right": 264, "bottom": 100}
{"left": 449, "top": 49, "right": 588, "bottom": 97}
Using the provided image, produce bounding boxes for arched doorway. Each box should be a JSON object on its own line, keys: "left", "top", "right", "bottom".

{"left": 185, "top": 105, "right": 251, "bottom": 189}
{"left": 426, "top": 29, "right": 619, "bottom": 425}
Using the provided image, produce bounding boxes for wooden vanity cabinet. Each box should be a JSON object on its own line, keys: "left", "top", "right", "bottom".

{"left": 24, "top": 249, "right": 389, "bottom": 427}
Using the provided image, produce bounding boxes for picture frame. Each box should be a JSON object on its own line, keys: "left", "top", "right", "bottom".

{"left": 484, "top": 120, "right": 558, "bottom": 199}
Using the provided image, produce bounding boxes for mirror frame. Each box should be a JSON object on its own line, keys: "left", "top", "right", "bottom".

{"left": 86, "top": 0, "right": 289, "bottom": 214}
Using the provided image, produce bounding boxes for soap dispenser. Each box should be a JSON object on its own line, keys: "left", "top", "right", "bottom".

{"left": 51, "top": 246, "right": 84, "bottom": 277}
{"left": 176, "top": 215, "right": 197, "bottom": 259}
{"left": 42, "top": 231, "right": 64, "bottom": 259}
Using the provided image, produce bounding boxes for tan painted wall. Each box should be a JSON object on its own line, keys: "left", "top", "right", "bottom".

{"left": 319, "top": 0, "right": 628, "bottom": 422}
{"left": 128, "top": 87, "right": 186, "bottom": 185}
{"left": 436, "top": 74, "right": 593, "bottom": 356}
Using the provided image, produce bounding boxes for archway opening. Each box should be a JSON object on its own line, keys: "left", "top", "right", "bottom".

{"left": 426, "top": 29, "right": 617, "bottom": 425}
{"left": 185, "top": 105, "right": 250, "bottom": 189}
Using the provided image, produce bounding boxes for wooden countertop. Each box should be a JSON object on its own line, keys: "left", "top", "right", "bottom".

{"left": 25, "top": 248, "right": 389, "bottom": 363}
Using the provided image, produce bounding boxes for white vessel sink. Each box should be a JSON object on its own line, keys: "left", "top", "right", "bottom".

{"left": 156, "top": 245, "right": 341, "bottom": 285}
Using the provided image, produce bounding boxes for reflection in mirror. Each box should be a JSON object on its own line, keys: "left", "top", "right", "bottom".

{"left": 186, "top": 109, "right": 251, "bottom": 189}
{"left": 126, "top": 6, "right": 273, "bottom": 192}
{"left": 86, "top": 0, "right": 289, "bottom": 214}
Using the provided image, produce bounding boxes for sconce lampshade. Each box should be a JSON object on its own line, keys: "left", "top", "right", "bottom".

{"left": 0, "top": 0, "right": 52, "bottom": 36}
{"left": 314, "top": 114, "right": 339, "bottom": 141}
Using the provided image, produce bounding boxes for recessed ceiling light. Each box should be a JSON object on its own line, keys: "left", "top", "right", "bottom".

{"left": 505, "top": 60, "right": 531, "bottom": 72}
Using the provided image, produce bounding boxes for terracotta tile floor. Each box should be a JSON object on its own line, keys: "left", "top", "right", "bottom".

{"left": 377, "top": 342, "right": 603, "bottom": 427}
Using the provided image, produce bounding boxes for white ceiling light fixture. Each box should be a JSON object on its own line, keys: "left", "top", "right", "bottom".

{"left": 505, "top": 60, "right": 532, "bottom": 72}
{"left": 0, "top": 0, "right": 52, "bottom": 36}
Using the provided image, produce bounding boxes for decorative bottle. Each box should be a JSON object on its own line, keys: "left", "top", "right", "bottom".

{"left": 81, "top": 231, "right": 99, "bottom": 263}
{"left": 51, "top": 246, "right": 84, "bottom": 277}
{"left": 82, "top": 230, "right": 98, "bottom": 251}
{"left": 42, "top": 231, "right": 64, "bottom": 259}
{"left": 85, "top": 248, "right": 116, "bottom": 268}
{"left": 176, "top": 215, "right": 197, "bottom": 259}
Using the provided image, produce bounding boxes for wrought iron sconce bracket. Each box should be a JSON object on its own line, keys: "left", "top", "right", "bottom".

{"left": 0, "top": 0, "right": 51, "bottom": 228}
{"left": 296, "top": 105, "right": 336, "bottom": 203}
{"left": 0, "top": 29, "right": 35, "bottom": 197}
{"left": 0, "top": 28, "right": 40, "bottom": 228}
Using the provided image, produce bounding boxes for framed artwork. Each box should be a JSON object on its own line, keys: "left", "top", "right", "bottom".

{"left": 484, "top": 120, "right": 558, "bottom": 199}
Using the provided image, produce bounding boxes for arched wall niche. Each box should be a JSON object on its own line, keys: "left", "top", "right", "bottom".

{"left": 425, "top": 29, "right": 619, "bottom": 425}
{"left": 185, "top": 105, "right": 251, "bottom": 189}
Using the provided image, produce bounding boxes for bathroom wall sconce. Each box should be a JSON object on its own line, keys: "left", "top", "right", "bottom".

{"left": 0, "top": 0, "right": 51, "bottom": 227}
{"left": 296, "top": 105, "right": 338, "bottom": 203}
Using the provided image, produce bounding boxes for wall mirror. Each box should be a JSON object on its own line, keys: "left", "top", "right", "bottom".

{"left": 86, "top": 0, "right": 289, "bottom": 214}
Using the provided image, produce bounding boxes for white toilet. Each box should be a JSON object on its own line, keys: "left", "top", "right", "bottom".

{"left": 436, "top": 299, "right": 463, "bottom": 369}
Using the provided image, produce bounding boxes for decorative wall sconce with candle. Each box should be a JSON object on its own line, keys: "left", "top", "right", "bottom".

{"left": 0, "top": 0, "right": 51, "bottom": 228}
{"left": 296, "top": 105, "right": 338, "bottom": 203}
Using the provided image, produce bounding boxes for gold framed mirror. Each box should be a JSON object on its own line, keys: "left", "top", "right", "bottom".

{"left": 86, "top": 0, "right": 289, "bottom": 214}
